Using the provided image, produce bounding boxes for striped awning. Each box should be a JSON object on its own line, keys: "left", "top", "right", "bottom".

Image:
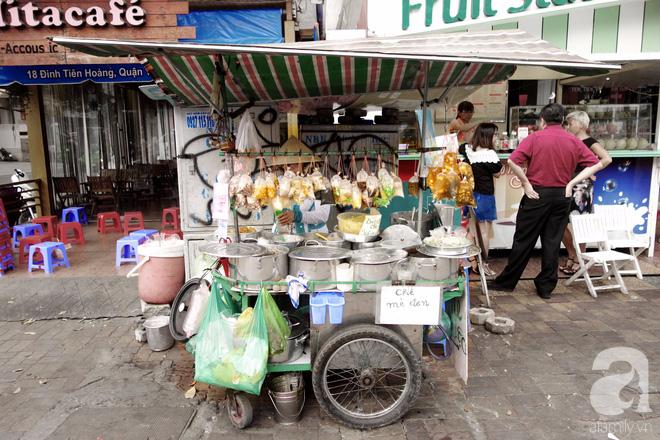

{"left": 52, "top": 30, "right": 619, "bottom": 106}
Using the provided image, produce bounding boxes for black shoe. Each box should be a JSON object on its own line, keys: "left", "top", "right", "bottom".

{"left": 486, "top": 281, "right": 515, "bottom": 292}
{"left": 537, "top": 291, "right": 552, "bottom": 299}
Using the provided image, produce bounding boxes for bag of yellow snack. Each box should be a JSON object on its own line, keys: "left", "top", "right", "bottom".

{"left": 432, "top": 173, "right": 452, "bottom": 200}
{"left": 455, "top": 177, "right": 476, "bottom": 207}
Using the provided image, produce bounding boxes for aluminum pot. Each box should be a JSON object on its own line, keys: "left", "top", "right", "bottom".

{"left": 350, "top": 236, "right": 383, "bottom": 250}
{"left": 288, "top": 246, "right": 351, "bottom": 289}
{"left": 269, "top": 314, "right": 309, "bottom": 364}
{"left": 408, "top": 252, "right": 459, "bottom": 281}
{"left": 350, "top": 248, "right": 407, "bottom": 282}
{"left": 259, "top": 232, "right": 305, "bottom": 250}
{"left": 391, "top": 211, "right": 435, "bottom": 239}
{"left": 229, "top": 244, "right": 289, "bottom": 282}
{"left": 303, "top": 232, "right": 349, "bottom": 249}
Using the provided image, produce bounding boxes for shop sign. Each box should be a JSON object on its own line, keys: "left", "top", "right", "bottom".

{"left": 378, "top": 285, "right": 441, "bottom": 325}
{"left": 0, "top": 64, "right": 150, "bottom": 85}
{"left": 369, "top": 0, "right": 620, "bottom": 36}
{"left": 0, "top": 0, "right": 146, "bottom": 28}
{"left": 446, "top": 269, "right": 469, "bottom": 384}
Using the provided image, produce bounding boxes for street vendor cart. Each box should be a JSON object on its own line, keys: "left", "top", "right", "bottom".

{"left": 52, "top": 30, "right": 618, "bottom": 429}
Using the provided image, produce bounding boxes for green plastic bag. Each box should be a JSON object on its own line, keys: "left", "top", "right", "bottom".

{"left": 193, "top": 286, "right": 268, "bottom": 395}
{"left": 261, "top": 288, "right": 291, "bottom": 357}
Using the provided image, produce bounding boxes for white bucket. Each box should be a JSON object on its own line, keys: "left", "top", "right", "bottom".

{"left": 335, "top": 263, "right": 354, "bottom": 292}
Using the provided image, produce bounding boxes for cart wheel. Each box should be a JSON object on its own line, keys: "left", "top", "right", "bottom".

{"left": 227, "top": 393, "right": 253, "bottom": 429}
{"left": 312, "top": 324, "right": 422, "bottom": 429}
{"left": 169, "top": 278, "right": 206, "bottom": 342}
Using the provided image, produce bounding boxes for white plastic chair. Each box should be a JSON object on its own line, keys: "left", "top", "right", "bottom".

{"left": 593, "top": 204, "right": 648, "bottom": 279}
{"left": 565, "top": 214, "right": 634, "bottom": 298}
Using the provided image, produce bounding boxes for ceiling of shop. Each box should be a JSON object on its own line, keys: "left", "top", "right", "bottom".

{"left": 560, "top": 62, "right": 660, "bottom": 88}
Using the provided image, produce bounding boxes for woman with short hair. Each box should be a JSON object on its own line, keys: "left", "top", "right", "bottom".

{"left": 560, "top": 110, "right": 612, "bottom": 274}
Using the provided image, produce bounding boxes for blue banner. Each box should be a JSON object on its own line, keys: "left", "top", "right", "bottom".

{"left": 0, "top": 64, "right": 151, "bottom": 86}
{"left": 177, "top": 8, "right": 283, "bottom": 44}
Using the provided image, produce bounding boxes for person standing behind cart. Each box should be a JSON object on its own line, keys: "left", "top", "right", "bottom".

{"left": 489, "top": 103, "right": 603, "bottom": 299}
{"left": 559, "top": 111, "right": 612, "bottom": 275}
{"left": 448, "top": 101, "right": 479, "bottom": 144}
{"left": 459, "top": 123, "right": 503, "bottom": 277}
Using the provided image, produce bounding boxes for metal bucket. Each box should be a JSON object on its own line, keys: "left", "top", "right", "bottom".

{"left": 268, "top": 373, "right": 305, "bottom": 425}
{"left": 144, "top": 315, "right": 174, "bottom": 352}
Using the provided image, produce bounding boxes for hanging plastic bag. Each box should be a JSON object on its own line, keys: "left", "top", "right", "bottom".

{"left": 458, "top": 161, "right": 475, "bottom": 190}
{"left": 357, "top": 155, "right": 369, "bottom": 191}
{"left": 455, "top": 177, "right": 477, "bottom": 207}
{"left": 261, "top": 287, "right": 291, "bottom": 357}
{"left": 432, "top": 172, "right": 452, "bottom": 200}
{"left": 351, "top": 182, "right": 362, "bottom": 209}
{"left": 182, "top": 282, "right": 211, "bottom": 338}
{"left": 194, "top": 284, "right": 268, "bottom": 395}
{"left": 408, "top": 173, "right": 420, "bottom": 198}
{"left": 235, "top": 112, "right": 261, "bottom": 153}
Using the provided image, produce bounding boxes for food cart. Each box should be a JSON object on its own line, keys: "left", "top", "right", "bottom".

{"left": 52, "top": 30, "right": 618, "bottom": 429}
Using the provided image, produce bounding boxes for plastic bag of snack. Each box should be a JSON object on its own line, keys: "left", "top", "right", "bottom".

{"left": 455, "top": 177, "right": 476, "bottom": 207}
{"left": 331, "top": 174, "right": 342, "bottom": 203}
{"left": 393, "top": 176, "right": 404, "bottom": 198}
{"left": 338, "top": 178, "right": 353, "bottom": 206}
{"left": 301, "top": 176, "right": 315, "bottom": 201}
{"left": 378, "top": 166, "right": 395, "bottom": 200}
{"left": 431, "top": 173, "right": 452, "bottom": 200}
{"left": 408, "top": 173, "right": 420, "bottom": 197}
{"left": 366, "top": 174, "right": 380, "bottom": 196}
{"left": 351, "top": 182, "right": 362, "bottom": 209}
{"left": 253, "top": 174, "right": 269, "bottom": 206}
{"left": 442, "top": 151, "right": 459, "bottom": 174}
{"left": 446, "top": 170, "right": 461, "bottom": 197}
{"left": 426, "top": 167, "right": 440, "bottom": 191}
{"left": 278, "top": 168, "right": 294, "bottom": 197}
{"left": 361, "top": 189, "right": 372, "bottom": 208}
{"left": 310, "top": 168, "right": 326, "bottom": 192}
{"left": 458, "top": 162, "right": 475, "bottom": 190}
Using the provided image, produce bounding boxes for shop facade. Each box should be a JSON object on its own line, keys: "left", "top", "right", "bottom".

{"left": 351, "top": 0, "right": 660, "bottom": 254}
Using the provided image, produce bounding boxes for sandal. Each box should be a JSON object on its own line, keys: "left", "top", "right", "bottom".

{"left": 560, "top": 258, "right": 578, "bottom": 275}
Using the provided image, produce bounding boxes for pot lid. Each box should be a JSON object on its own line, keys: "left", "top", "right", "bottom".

{"left": 200, "top": 242, "right": 267, "bottom": 258}
{"left": 350, "top": 248, "right": 408, "bottom": 265}
{"left": 289, "top": 246, "right": 351, "bottom": 261}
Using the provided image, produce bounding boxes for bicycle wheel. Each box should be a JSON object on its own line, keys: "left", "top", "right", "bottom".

{"left": 312, "top": 324, "right": 422, "bottom": 429}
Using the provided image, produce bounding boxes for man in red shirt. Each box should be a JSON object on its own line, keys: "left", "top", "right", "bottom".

{"left": 490, "top": 103, "right": 603, "bottom": 298}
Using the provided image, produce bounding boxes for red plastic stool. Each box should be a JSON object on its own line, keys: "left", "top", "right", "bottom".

{"left": 57, "top": 222, "right": 85, "bottom": 245}
{"left": 18, "top": 233, "right": 52, "bottom": 265}
{"left": 161, "top": 207, "right": 181, "bottom": 231}
{"left": 97, "top": 211, "right": 122, "bottom": 234}
{"left": 32, "top": 216, "right": 58, "bottom": 238}
{"left": 123, "top": 211, "right": 145, "bottom": 235}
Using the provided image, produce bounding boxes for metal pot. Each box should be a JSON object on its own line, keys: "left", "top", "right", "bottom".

{"left": 229, "top": 244, "right": 289, "bottom": 283}
{"left": 303, "top": 232, "right": 349, "bottom": 249}
{"left": 350, "top": 248, "right": 407, "bottom": 282}
{"left": 408, "top": 252, "right": 459, "bottom": 282}
{"left": 391, "top": 211, "right": 435, "bottom": 239}
{"left": 351, "top": 236, "right": 383, "bottom": 250}
{"left": 266, "top": 233, "right": 305, "bottom": 250}
{"left": 269, "top": 314, "right": 309, "bottom": 364}
{"left": 288, "top": 246, "right": 351, "bottom": 289}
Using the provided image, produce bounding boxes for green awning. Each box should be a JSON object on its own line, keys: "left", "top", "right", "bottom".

{"left": 52, "top": 30, "right": 619, "bottom": 106}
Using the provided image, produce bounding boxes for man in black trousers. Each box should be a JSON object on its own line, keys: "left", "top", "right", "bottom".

{"left": 489, "top": 103, "right": 603, "bottom": 299}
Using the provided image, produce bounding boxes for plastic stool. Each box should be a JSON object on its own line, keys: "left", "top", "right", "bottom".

{"left": 18, "top": 233, "right": 52, "bottom": 265}
{"left": 97, "top": 211, "right": 122, "bottom": 234}
{"left": 116, "top": 236, "right": 141, "bottom": 267}
{"left": 129, "top": 229, "right": 158, "bottom": 243}
{"left": 32, "top": 216, "right": 58, "bottom": 238}
{"left": 62, "top": 207, "right": 88, "bottom": 224}
{"left": 57, "top": 222, "right": 85, "bottom": 245}
{"left": 161, "top": 207, "right": 180, "bottom": 231}
{"left": 12, "top": 223, "right": 44, "bottom": 248}
{"left": 123, "top": 211, "right": 144, "bottom": 235}
{"left": 28, "top": 242, "right": 70, "bottom": 274}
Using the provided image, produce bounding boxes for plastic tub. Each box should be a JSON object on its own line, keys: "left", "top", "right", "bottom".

{"left": 326, "top": 292, "right": 345, "bottom": 324}
{"left": 144, "top": 315, "right": 174, "bottom": 351}
{"left": 310, "top": 294, "right": 326, "bottom": 325}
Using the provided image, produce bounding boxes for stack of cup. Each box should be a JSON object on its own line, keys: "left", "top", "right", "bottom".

{"left": 335, "top": 263, "right": 354, "bottom": 292}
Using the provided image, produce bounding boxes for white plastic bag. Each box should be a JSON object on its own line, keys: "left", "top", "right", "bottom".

{"left": 182, "top": 283, "right": 211, "bottom": 338}
{"left": 235, "top": 112, "right": 261, "bottom": 153}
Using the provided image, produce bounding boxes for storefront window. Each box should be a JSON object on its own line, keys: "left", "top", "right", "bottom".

{"left": 42, "top": 83, "right": 175, "bottom": 183}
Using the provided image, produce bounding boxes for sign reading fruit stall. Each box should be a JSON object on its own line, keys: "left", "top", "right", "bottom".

{"left": 0, "top": 0, "right": 194, "bottom": 66}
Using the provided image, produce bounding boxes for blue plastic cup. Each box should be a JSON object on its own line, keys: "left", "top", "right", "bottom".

{"left": 310, "top": 294, "right": 326, "bottom": 325}
{"left": 325, "top": 292, "right": 345, "bottom": 324}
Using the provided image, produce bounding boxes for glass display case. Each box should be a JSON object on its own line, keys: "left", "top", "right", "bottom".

{"left": 509, "top": 104, "right": 654, "bottom": 150}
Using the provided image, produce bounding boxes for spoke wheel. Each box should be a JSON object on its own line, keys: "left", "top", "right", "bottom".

{"left": 312, "top": 324, "right": 422, "bottom": 429}
{"left": 169, "top": 278, "right": 207, "bottom": 342}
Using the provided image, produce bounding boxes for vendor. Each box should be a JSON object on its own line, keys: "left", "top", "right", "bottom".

{"left": 448, "top": 101, "right": 478, "bottom": 144}
{"left": 272, "top": 137, "right": 331, "bottom": 234}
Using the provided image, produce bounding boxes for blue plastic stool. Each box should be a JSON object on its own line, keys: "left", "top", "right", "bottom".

{"left": 116, "top": 236, "right": 141, "bottom": 267}
{"left": 129, "top": 229, "right": 159, "bottom": 243}
{"left": 28, "top": 242, "right": 70, "bottom": 274}
{"left": 12, "top": 223, "right": 44, "bottom": 248}
{"left": 62, "top": 207, "right": 88, "bottom": 225}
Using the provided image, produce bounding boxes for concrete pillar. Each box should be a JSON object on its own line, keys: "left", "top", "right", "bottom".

{"left": 26, "top": 86, "right": 51, "bottom": 216}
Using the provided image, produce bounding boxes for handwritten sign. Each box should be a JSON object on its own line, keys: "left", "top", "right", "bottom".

{"left": 446, "top": 268, "right": 470, "bottom": 384}
{"left": 378, "top": 286, "right": 441, "bottom": 325}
